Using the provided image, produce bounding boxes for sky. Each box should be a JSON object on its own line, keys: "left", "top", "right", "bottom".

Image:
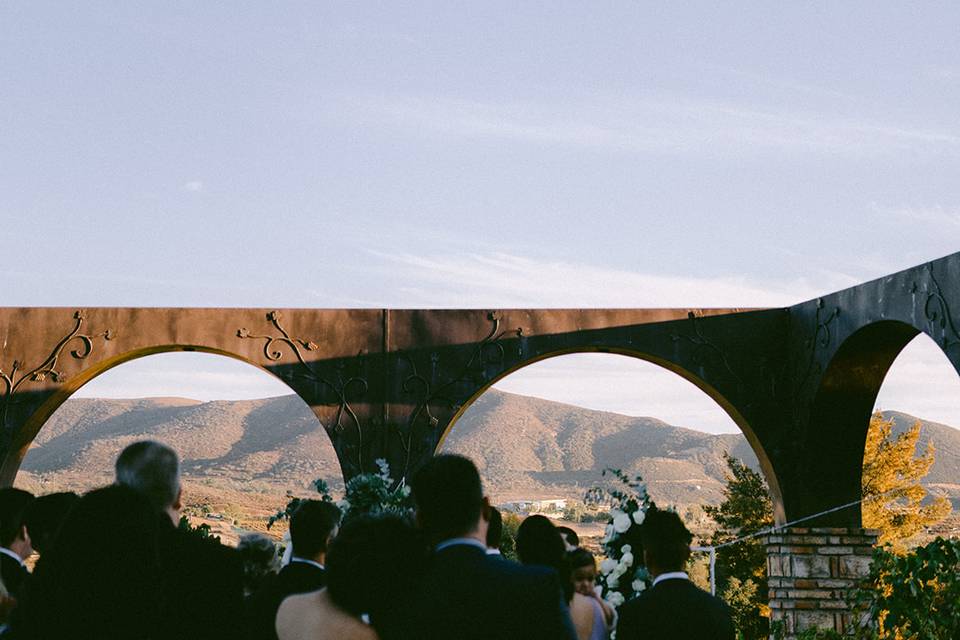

{"left": 3, "top": 3, "right": 960, "bottom": 433}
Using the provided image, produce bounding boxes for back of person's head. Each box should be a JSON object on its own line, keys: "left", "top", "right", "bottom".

{"left": 23, "top": 491, "right": 80, "bottom": 556}
{"left": 556, "top": 525, "right": 579, "bottom": 550}
{"left": 289, "top": 500, "right": 342, "bottom": 560}
{"left": 640, "top": 508, "right": 693, "bottom": 573}
{"left": 237, "top": 533, "right": 280, "bottom": 597}
{"left": 115, "top": 440, "right": 180, "bottom": 512}
{"left": 0, "top": 487, "right": 35, "bottom": 549}
{"left": 27, "top": 485, "right": 164, "bottom": 639}
{"left": 411, "top": 454, "right": 484, "bottom": 542}
{"left": 326, "top": 513, "right": 426, "bottom": 628}
{"left": 485, "top": 506, "right": 503, "bottom": 550}
{"left": 516, "top": 515, "right": 572, "bottom": 601}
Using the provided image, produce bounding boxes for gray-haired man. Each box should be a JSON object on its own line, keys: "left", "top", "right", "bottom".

{"left": 115, "top": 440, "right": 245, "bottom": 640}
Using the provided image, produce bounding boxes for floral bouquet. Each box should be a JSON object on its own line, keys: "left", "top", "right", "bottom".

{"left": 586, "top": 468, "right": 657, "bottom": 609}
{"left": 269, "top": 458, "right": 413, "bottom": 529}
{"left": 338, "top": 458, "right": 413, "bottom": 520}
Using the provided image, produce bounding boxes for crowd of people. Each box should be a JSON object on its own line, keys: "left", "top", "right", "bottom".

{"left": 0, "top": 443, "right": 735, "bottom": 639}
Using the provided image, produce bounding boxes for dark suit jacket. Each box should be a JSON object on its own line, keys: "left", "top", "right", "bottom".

{"left": 616, "top": 577, "right": 736, "bottom": 640}
{"left": 156, "top": 520, "right": 246, "bottom": 640}
{"left": 0, "top": 551, "right": 28, "bottom": 599}
{"left": 247, "top": 560, "right": 326, "bottom": 640}
{"left": 389, "top": 542, "right": 577, "bottom": 640}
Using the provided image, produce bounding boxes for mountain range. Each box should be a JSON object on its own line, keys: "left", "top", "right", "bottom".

{"left": 15, "top": 390, "right": 960, "bottom": 513}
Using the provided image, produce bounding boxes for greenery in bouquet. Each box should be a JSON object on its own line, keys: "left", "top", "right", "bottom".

{"left": 269, "top": 459, "right": 413, "bottom": 530}
{"left": 338, "top": 458, "right": 414, "bottom": 520}
{"left": 586, "top": 468, "right": 658, "bottom": 609}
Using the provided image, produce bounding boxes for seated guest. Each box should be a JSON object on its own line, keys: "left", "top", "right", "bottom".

{"left": 11, "top": 485, "right": 165, "bottom": 639}
{"left": 248, "top": 499, "right": 342, "bottom": 640}
{"left": 276, "top": 514, "right": 426, "bottom": 640}
{"left": 0, "top": 489, "right": 35, "bottom": 599}
{"left": 616, "top": 509, "right": 735, "bottom": 640}
{"left": 238, "top": 533, "right": 282, "bottom": 597}
{"left": 485, "top": 506, "right": 503, "bottom": 555}
{"left": 115, "top": 440, "right": 246, "bottom": 640}
{"left": 395, "top": 454, "right": 577, "bottom": 640}
{"left": 517, "top": 516, "right": 608, "bottom": 640}
{"left": 23, "top": 492, "right": 80, "bottom": 557}
{"left": 557, "top": 525, "right": 580, "bottom": 552}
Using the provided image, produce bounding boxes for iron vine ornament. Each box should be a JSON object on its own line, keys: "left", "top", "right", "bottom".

{"left": 237, "top": 311, "right": 369, "bottom": 471}
{"left": 914, "top": 264, "right": 960, "bottom": 350}
{"left": 397, "top": 311, "right": 523, "bottom": 477}
{"left": 0, "top": 311, "right": 114, "bottom": 431}
{"left": 669, "top": 311, "right": 745, "bottom": 396}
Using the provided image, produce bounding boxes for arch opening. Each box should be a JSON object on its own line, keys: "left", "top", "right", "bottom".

{"left": 439, "top": 349, "right": 779, "bottom": 542}
{"left": 439, "top": 348, "right": 782, "bottom": 518}
{"left": 12, "top": 348, "right": 343, "bottom": 545}
{"left": 866, "top": 331, "right": 960, "bottom": 547}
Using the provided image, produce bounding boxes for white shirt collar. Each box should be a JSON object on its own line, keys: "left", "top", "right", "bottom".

{"left": 0, "top": 547, "right": 24, "bottom": 568}
{"left": 652, "top": 571, "right": 689, "bottom": 586}
{"left": 289, "top": 557, "right": 324, "bottom": 571}
{"left": 435, "top": 537, "right": 487, "bottom": 553}
{"left": 486, "top": 548, "right": 501, "bottom": 555}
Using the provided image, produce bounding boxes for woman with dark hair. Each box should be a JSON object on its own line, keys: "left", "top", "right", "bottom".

{"left": 276, "top": 513, "right": 426, "bottom": 640}
{"left": 516, "top": 516, "right": 609, "bottom": 640}
{"left": 12, "top": 485, "right": 165, "bottom": 639}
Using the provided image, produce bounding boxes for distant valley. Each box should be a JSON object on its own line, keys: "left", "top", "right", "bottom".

{"left": 14, "top": 391, "right": 960, "bottom": 533}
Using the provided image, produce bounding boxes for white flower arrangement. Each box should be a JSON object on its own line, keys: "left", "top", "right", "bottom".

{"left": 585, "top": 468, "right": 659, "bottom": 612}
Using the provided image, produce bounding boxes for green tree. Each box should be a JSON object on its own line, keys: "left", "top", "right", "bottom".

{"left": 498, "top": 512, "right": 522, "bottom": 561}
{"left": 861, "top": 412, "right": 951, "bottom": 550}
{"left": 704, "top": 454, "right": 774, "bottom": 640}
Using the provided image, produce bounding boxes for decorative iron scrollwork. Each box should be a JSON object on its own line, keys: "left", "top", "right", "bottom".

{"left": 670, "top": 311, "right": 745, "bottom": 394}
{"left": 397, "top": 311, "right": 523, "bottom": 476}
{"left": 238, "top": 311, "right": 369, "bottom": 471}
{"left": 0, "top": 311, "right": 114, "bottom": 430}
{"left": 916, "top": 265, "right": 960, "bottom": 350}
{"left": 796, "top": 298, "right": 840, "bottom": 394}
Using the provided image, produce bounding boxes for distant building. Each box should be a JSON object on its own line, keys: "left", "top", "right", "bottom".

{"left": 499, "top": 498, "right": 568, "bottom": 514}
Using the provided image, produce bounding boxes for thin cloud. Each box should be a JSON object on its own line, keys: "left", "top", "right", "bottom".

{"left": 366, "top": 250, "right": 856, "bottom": 308}
{"left": 359, "top": 94, "right": 960, "bottom": 157}
{"left": 873, "top": 203, "right": 960, "bottom": 228}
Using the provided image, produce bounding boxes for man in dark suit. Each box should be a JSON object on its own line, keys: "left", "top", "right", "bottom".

{"left": 616, "top": 509, "right": 736, "bottom": 640}
{"left": 247, "top": 499, "right": 341, "bottom": 640}
{"left": 392, "top": 454, "right": 577, "bottom": 640}
{"left": 115, "top": 440, "right": 246, "bottom": 640}
{"left": 0, "top": 488, "right": 35, "bottom": 600}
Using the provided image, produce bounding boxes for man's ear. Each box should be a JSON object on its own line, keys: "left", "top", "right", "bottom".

{"left": 481, "top": 496, "right": 491, "bottom": 522}
{"left": 173, "top": 487, "right": 183, "bottom": 512}
{"left": 19, "top": 524, "right": 30, "bottom": 546}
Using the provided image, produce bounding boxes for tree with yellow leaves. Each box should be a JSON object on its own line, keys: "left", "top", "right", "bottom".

{"left": 861, "top": 412, "right": 951, "bottom": 550}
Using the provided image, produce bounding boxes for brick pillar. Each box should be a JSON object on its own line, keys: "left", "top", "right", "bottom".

{"left": 765, "top": 527, "right": 878, "bottom": 639}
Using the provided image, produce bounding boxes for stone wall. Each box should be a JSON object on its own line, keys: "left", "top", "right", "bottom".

{"left": 766, "top": 527, "right": 878, "bottom": 638}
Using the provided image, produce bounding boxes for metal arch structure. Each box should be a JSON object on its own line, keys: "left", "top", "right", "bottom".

{"left": 0, "top": 251, "right": 958, "bottom": 527}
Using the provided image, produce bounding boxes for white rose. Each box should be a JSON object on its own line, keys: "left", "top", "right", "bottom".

{"left": 606, "top": 574, "right": 619, "bottom": 589}
{"left": 613, "top": 512, "right": 632, "bottom": 533}
{"left": 621, "top": 544, "right": 632, "bottom": 554}
{"left": 620, "top": 552, "right": 634, "bottom": 567}
{"left": 594, "top": 585, "right": 604, "bottom": 599}
{"left": 604, "top": 524, "right": 614, "bottom": 541}
{"left": 606, "top": 591, "right": 625, "bottom": 608}
{"left": 599, "top": 558, "right": 617, "bottom": 575}
{"left": 610, "top": 508, "right": 625, "bottom": 520}
{"left": 632, "top": 579, "right": 646, "bottom": 593}
{"left": 632, "top": 509, "right": 646, "bottom": 525}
